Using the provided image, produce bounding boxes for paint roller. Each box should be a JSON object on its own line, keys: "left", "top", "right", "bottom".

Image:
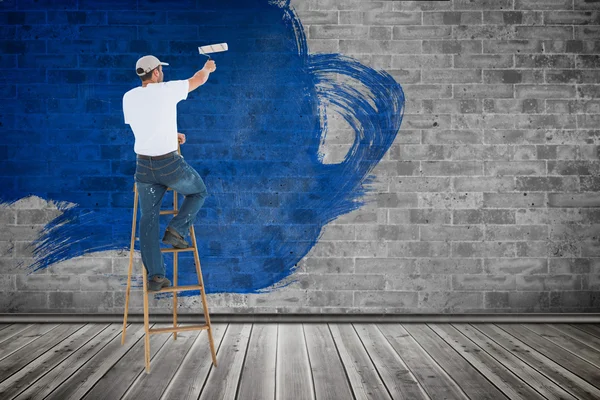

{"left": 198, "top": 43, "right": 228, "bottom": 59}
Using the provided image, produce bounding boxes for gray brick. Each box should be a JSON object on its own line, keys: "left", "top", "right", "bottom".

{"left": 423, "top": 11, "right": 483, "bottom": 25}
{"left": 354, "top": 291, "right": 418, "bottom": 308}
{"left": 410, "top": 209, "right": 452, "bottom": 224}
{"left": 515, "top": 26, "right": 573, "bottom": 39}
{"left": 376, "top": 193, "right": 418, "bottom": 208}
{"left": 453, "top": 242, "right": 516, "bottom": 258}
{"left": 550, "top": 291, "right": 600, "bottom": 310}
{"left": 247, "top": 290, "right": 308, "bottom": 307}
{"left": 0, "top": 274, "right": 16, "bottom": 290}
{"left": 402, "top": 115, "right": 451, "bottom": 131}
{"left": 355, "top": 258, "right": 418, "bottom": 274}
{"left": 453, "top": 25, "right": 515, "bottom": 40}
{"left": 0, "top": 225, "right": 42, "bottom": 241}
{"left": 387, "top": 274, "right": 451, "bottom": 291}
{"left": 307, "top": 291, "right": 354, "bottom": 307}
{"left": 319, "top": 225, "right": 355, "bottom": 240}
{"left": 309, "top": 242, "right": 387, "bottom": 258}
{"left": 309, "top": 25, "right": 369, "bottom": 39}
{"left": 392, "top": 55, "right": 453, "bottom": 69}
{"left": 297, "top": 10, "right": 338, "bottom": 24}
{"left": 515, "top": 54, "right": 575, "bottom": 68}
{"left": 517, "top": 275, "right": 582, "bottom": 291}
{"left": 388, "top": 242, "right": 450, "bottom": 258}
{"left": 484, "top": 11, "right": 543, "bottom": 25}
{"left": 310, "top": 274, "right": 386, "bottom": 291}
{"left": 393, "top": 26, "right": 452, "bottom": 39}
{"left": 454, "top": 84, "right": 515, "bottom": 99}
{"left": 453, "top": 275, "right": 516, "bottom": 290}
{"left": 340, "top": 40, "right": 421, "bottom": 54}
{"left": 297, "top": 258, "right": 354, "bottom": 274}
{"left": 423, "top": 40, "right": 482, "bottom": 54}
{"left": 574, "top": 0, "right": 600, "bottom": 10}
{"left": 515, "top": 84, "right": 577, "bottom": 99}
{"left": 419, "top": 291, "right": 483, "bottom": 311}
{"left": 548, "top": 161, "right": 600, "bottom": 175}
{"left": 453, "top": 209, "right": 516, "bottom": 225}
{"left": 549, "top": 258, "right": 594, "bottom": 274}
{"left": 391, "top": 145, "right": 444, "bottom": 161}
{"left": 422, "top": 69, "right": 482, "bottom": 84}
{"left": 393, "top": 1, "right": 452, "bottom": 12}
{"left": 389, "top": 177, "right": 452, "bottom": 192}
{"left": 306, "top": 39, "right": 339, "bottom": 53}
{"left": 80, "top": 274, "right": 129, "bottom": 291}
{"left": 372, "top": 161, "right": 419, "bottom": 176}
{"left": 423, "top": 129, "right": 482, "bottom": 144}
{"left": 402, "top": 84, "right": 455, "bottom": 100}
{"left": 16, "top": 274, "right": 80, "bottom": 291}
{"left": 0, "top": 291, "right": 48, "bottom": 312}
{"left": 364, "top": 11, "right": 422, "bottom": 25}
{"left": 484, "top": 129, "right": 546, "bottom": 144}
{"left": 574, "top": 26, "right": 600, "bottom": 40}
{"left": 421, "top": 161, "right": 483, "bottom": 176}
{"left": 49, "top": 291, "right": 113, "bottom": 311}
{"left": 486, "top": 226, "right": 548, "bottom": 241}
{"left": 355, "top": 225, "right": 419, "bottom": 241}
{"left": 420, "top": 225, "right": 483, "bottom": 241}
{"left": 453, "top": 177, "right": 515, "bottom": 192}
{"left": 484, "top": 258, "right": 548, "bottom": 274}
{"left": 424, "top": 99, "right": 482, "bottom": 114}
{"left": 387, "top": 68, "right": 422, "bottom": 84}
{"left": 338, "top": 11, "right": 362, "bottom": 25}
{"left": 417, "top": 258, "right": 483, "bottom": 274}
{"left": 548, "top": 193, "right": 600, "bottom": 207}
{"left": 536, "top": 146, "right": 580, "bottom": 161}
{"left": 485, "top": 291, "right": 550, "bottom": 311}
{"left": 484, "top": 70, "right": 544, "bottom": 84}
{"left": 483, "top": 39, "right": 543, "bottom": 53}
{"left": 419, "top": 192, "right": 483, "bottom": 209}
{"left": 484, "top": 161, "right": 546, "bottom": 176}
{"left": 483, "top": 193, "right": 546, "bottom": 208}
{"left": 0, "top": 210, "right": 15, "bottom": 224}
{"left": 455, "top": 0, "right": 513, "bottom": 10}
{"left": 582, "top": 275, "right": 600, "bottom": 290}
{"left": 369, "top": 26, "right": 392, "bottom": 41}
{"left": 544, "top": 11, "right": 600, "bottom": 24}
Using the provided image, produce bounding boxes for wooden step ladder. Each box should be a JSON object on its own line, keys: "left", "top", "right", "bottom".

{"left": 121, "top": 159, "right": 217, "bottom": 373}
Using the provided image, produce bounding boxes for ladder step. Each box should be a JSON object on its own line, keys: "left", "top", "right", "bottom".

{"left": 161, "top": 247, "right": 196, "bottom": 253}
{"left": 147, "top": 284, "right": 203, "bottom": 294}
{"left": 160, "top": 210, "right": 178, "bottom": 215}
{"left": 149, "top": 324, "right": 209, "bottom": 335}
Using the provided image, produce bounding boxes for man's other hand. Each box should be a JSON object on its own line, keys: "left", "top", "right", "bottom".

{"left": 178, "top": 133, "right": 186, "bottom": 144}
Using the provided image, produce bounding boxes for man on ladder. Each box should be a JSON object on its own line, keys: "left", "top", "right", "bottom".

{"left": 122, "top": 55, "right": 217, "bottom": 292}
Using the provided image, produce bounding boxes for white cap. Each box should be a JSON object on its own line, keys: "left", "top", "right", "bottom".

{"left": 135, "top": 55, "right": 169, "bottom": 76}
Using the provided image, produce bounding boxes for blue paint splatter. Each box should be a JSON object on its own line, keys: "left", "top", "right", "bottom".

{"left": 0, "top": 0, "right": 404, "bottom": 294}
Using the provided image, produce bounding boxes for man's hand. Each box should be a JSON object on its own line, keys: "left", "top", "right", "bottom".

{"left": 178, "top": 133, "right": 186, "bottom": 145}
{"left": 204, "top": 59, "right": 216, "bottom": 73}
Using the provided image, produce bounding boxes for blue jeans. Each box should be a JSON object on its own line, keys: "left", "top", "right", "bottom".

{"left": 134, "top": 152, "right": 208, "bottom": 280}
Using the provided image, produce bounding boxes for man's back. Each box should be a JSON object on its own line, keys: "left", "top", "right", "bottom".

{"left": 122, "top": 80, "right": 189, "bottom": 156}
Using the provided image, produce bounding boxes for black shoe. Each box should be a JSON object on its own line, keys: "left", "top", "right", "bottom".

{"left": 162, "top": 227, "right": 189, "bottom": 249}
{"left": 148, "top": 276, "right": 171, "bottom": 292}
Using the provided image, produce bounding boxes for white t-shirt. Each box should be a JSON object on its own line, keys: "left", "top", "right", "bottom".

{"left": 122, "top": 80, "right": 189, "bottom": 156}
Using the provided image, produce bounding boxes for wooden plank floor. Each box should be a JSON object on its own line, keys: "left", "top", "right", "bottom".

{"left": 1, "top": 323, "right": 600, "bottom": 399}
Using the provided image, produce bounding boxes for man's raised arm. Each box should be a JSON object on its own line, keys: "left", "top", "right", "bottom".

{"left": 188, "top": 60, "right": 217, "bottom": 93}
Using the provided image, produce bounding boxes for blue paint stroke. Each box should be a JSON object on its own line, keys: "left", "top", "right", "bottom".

{"left": 0, "top": 0, "right": 404, "bottom": 294}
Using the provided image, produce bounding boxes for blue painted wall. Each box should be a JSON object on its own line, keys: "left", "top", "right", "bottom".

{"left": 0, "top": 0, "right": 404, "bottom": 294}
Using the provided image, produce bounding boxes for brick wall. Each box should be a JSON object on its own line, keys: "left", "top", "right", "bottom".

{"left": 1, "top": 0, "right": 599, "bottom": 314}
